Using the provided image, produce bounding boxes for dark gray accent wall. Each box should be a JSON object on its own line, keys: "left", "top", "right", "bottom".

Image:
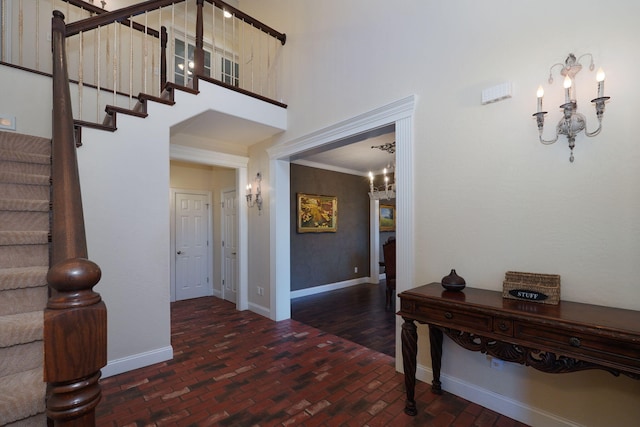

{"left": 290, "top": 164, "right": 370, "bottom": 291}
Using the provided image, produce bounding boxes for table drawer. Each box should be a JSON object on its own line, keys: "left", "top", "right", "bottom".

{"left": 493, "top": 318, "right": 514, "bottom": 337}
{"left": 407, "top": 302, "right": 492, "bottom": 333}
{"left": 515, "top": 323, "right": 640, "bottom": 370}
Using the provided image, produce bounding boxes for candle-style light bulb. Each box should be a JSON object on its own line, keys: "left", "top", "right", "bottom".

{"left": 536, "top": 85, "right": 544, "bottom": 112}
{"left": 596, "top": 67, "right": 605, "bottom": 98}
{"left": 563, "top": 76, "right": 572, "bottom": 103}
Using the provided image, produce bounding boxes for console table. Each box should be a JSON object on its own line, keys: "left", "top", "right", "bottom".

{"left": 397, "top": 283, "right": 640, "bottom": 416}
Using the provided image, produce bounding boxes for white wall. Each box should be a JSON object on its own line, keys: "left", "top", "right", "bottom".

{"left": 0, "top": 65, "right": 51, "bottom": 138}
{"left": 241, "top": 0, "right": 640, "bottom": 425}
{"left": 73, "top": 82, "right": 285, "bottom": 376}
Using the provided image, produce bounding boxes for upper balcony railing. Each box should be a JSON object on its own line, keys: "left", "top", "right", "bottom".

{"left": 1, "top": 0, "right": 286, "bottom": 123}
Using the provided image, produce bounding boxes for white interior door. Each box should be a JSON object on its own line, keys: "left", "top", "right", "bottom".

{"left": 175, "top": 192, "right": 210, "bottom": 301}
{"left": 222, "top": 189, "right": 238, "bottom": 303}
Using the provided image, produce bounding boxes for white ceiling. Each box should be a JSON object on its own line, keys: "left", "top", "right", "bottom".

{"left": 292, "top": 132, "right": 396, "bottom": 176}
{"left": 172, "top": 111, "right": 396, "bottom": 175}
{"left": 170, "top": 110, "right": 283, "bottom": 147}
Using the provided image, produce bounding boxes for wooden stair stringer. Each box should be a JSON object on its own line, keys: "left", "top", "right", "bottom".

{"left": 72, "top": 81, "right": 200, "bottom": 146}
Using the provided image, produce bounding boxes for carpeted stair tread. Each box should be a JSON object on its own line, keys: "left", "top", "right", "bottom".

{"left": 0, "top": 131, "right": 51, "bottom": 155}
{"left": 0, "top": 266, "right": 48, "bottom": 291}
{"left": 0, "top": 368, "right": 46, "bottom": 426}
{"left": 0, "top": 286, "right": 47, "bottom": 316}
{"left": 4, "top": 412, "right": 47, "bottom": 427}
{"left": 0, "top": 311, "right": 43, "bottom": 348}
{"left": 0, "top": 211, "right": 49, "bottom": 231}
{"left": 0, "top": 149, "right": 50, "bottom": 165}
{"left": 0, "top": 245, "right": 48, "bottom": 269}
{"left": 0, "top": 160, "right": 50, "bottom": 176}
{"left": 0, "top": 171, "right": 50, "bottom": 186}
{"left": 0, "top": 231, "right": 49, "bottom": 246}
{"left": 0, "top": 340, "right": 42, "bottom": 377}
{"left": 0, "top": 199, "right": 49, "bottom": 212}
{"left": 0, "top": 131, "right": 49, "bottom": 427}
{"left": 0, "top": 182, "right": 50, "bottom": 200}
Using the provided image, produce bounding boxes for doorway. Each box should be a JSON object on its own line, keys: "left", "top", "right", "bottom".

{"left": 169, "top": 148, "right": 250, "bottom": 311}
{"left": 221, "top": 189, "right": 238, "bottom": 304}
{"left": 268, "top": 95, "right": 416, "bottom": 354}
{"left": 171, "top": 189, "right": 212, "bottom": 301}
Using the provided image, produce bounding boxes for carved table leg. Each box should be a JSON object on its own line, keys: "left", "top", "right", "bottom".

{"left": 401, "top": 317, "right": 418, "bottom": 416}
{"left": 429, "top": 325, "right": 443, "bottom": 394}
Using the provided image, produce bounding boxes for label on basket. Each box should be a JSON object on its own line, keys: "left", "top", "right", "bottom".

{"left": 508, "top": 289, "right": 549, "bottom": 301}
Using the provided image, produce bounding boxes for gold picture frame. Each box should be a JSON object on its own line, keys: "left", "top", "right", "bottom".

{"left": 380, "top": 204, "right": 395, "bottom": 231}
{"left": 297, "top": 193, "right": 338, "bottom": 233}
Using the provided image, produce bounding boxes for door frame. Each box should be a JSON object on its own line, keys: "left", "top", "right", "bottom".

{"left": 169, "top": 145, "right": 249, "bottom": 311}
{"left": 267, "top": 95, "right": 416, "bottom": 329}
{"left": 220, "top": 187, "right": 238, "bottom": 304}
{"left": 169, "top": 188, "right": 213, "bottom": 302}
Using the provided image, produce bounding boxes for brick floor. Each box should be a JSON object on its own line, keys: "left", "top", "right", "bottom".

{"left": 96, "top": 297, "right": 528, "bottom": 427}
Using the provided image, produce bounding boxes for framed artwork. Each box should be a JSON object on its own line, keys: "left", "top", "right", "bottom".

{"left": 379, "top": 204, "right": 395, "bottom": 231}
{"left": 297, "top": 193, "right": 338, "bottom": 233}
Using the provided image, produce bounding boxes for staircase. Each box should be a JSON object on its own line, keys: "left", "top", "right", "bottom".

{"left": 0, "top": 131, "right": 50, "bottom": 426}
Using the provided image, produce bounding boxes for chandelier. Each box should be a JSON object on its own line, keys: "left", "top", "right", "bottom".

{"left": 532, "top": 53, "right": 611, "bottom": 163}
{"left": 368, "top": 141, "right": 396, "bottom": 200}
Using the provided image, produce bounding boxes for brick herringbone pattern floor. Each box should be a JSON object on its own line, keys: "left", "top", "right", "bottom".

{"left": 97, "top": 297, "right": 528, "bottom": 426}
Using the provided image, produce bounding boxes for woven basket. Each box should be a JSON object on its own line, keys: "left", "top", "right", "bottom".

{"left": 502, "top": 271, "right": 561, "bottom": 305}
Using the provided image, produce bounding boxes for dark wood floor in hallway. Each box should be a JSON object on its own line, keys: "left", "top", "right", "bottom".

{"left": 291, "top": 282, "right": 396, "bottom": 358}
{"left": 96, "top": 288, "right": 528, "bottom": 426}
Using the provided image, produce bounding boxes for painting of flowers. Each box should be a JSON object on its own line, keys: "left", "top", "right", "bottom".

{"left": 297, "top": 193, "right": 337, "bottom": 233}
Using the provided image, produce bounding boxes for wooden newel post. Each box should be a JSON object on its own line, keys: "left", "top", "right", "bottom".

{"left": 47, "top": 11, "right": 107, "bottom": 426}
{"left": 45, "top": 259, "right": 106, "bottom": 426}
{"left": 160, "top": 26, "right": 168, "bottom": 90}
{"left": 193, "top": 0, "right": 205, "bottom": 87}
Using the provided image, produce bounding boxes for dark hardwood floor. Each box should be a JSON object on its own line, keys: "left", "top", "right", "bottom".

{"left": 291, "top": 282, "right": 396, "bottom": 357}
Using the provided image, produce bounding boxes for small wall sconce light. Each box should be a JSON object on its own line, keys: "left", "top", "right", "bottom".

{"left": 246, "top": 172, "right": 263, "bottom": 213}
{"left": 533, "top": 53, "right": 611, "bottom": 162}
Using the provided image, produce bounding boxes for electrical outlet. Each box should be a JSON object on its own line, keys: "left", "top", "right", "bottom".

{"left": 0, "top": 114, "right": 16, "bottom": 130}
{"left": 354, "top": 267, "right": 358, "bottom": 273}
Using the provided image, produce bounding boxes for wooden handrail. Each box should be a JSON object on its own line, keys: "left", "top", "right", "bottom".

{"left": 65, "top": 0, "right": 286, "bottom": 44}
{"left": 66, "top": 0, "right": 165, "bottom": 38}
{"left": 46, "top": 10, "right": 107, "bottom": 426}
{"left": 207, "top": 0, "right": 286, "bottom": 45}
{"left": 66, "top": 0, "right": 110, "bottom": 16}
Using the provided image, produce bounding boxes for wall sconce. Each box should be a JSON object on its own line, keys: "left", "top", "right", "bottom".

{"left": 246, "top": 172, "right": 263, "bottom": 213}
{"left": 533, "top": 53, "right": 611, "bottom": 162}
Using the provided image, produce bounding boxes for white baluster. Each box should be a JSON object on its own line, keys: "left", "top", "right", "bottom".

{"left": 78, "top": 31, "right": 83, "bottom": 120}
{"left": 96, "top": 25, "right": 101, "bottom": 122}
{"left": 144, "top": 12, "right": 148, "bottom": 95}
{"left": 18, "top": 0, "right": 23, "bottom": 66}
{"left": 129, "top": 15, "right": 133, "bottom": 108}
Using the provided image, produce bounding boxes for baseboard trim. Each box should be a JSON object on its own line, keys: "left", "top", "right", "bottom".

{"left": 101, "top": 346, "right": 174, "bottom": 378}
{"left": 415, "top": 365, "right": 581, "bottom": 427}
{"left": 249, "top": 302, "right": 270, "bottom": 318}
{"left": 290, "top": 277, "right": 371, "bottom": 299}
